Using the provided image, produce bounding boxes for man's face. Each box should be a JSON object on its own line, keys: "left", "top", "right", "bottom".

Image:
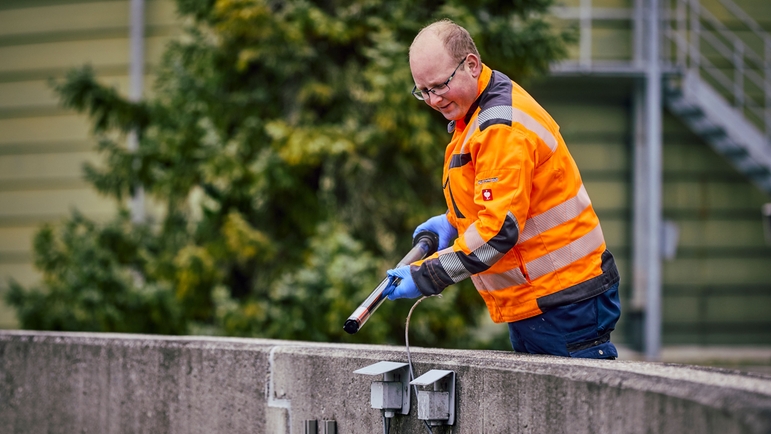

{"left": 409, "top": 34, "right": 478, "bottom": 121}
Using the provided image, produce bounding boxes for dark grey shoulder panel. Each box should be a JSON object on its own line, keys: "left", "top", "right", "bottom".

{"left": 449, "top": 153, "right": 472, "bottom": 169}
{"left": 478, "top": 71, "right": 513, "bottom": 131}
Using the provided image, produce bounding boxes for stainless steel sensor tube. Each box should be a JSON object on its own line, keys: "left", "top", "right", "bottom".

{"left": 343, "top": 231, "right": 438, "bottom": 334}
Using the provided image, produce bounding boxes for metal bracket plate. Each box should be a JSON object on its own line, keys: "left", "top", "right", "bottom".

{"left": 411, "top": 369, "right": 456, "bottom": 425}
{"left": 354, "top": 361, "right": 411, "bottom": 415}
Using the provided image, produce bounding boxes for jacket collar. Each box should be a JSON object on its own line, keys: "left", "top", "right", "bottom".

{"left": 448, "top": 64, "right": 493, "bottom": 133}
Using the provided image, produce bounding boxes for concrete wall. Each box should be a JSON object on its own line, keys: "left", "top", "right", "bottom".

{"left": 1, "top": 331, "right": 770, "bottom": 433}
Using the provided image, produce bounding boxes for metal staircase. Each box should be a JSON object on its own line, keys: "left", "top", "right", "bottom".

{"left": 552, "top": 0, "right": 771, "bottom": 195}
{"left": 663, "top": 0, "right": 771, "bottom": 194}
{"left": 665, "top": 70, "right": 771, "bottom": 192}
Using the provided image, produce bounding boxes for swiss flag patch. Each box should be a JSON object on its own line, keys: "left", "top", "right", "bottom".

{"left": 482, "top": 189, "right": 493, "bottom": 201}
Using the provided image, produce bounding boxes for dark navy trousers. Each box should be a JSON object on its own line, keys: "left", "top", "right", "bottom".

{"left": 508, "top": 282, "right": 621, "bottom": 359}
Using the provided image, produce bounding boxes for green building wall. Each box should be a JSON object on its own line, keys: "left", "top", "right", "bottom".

{"left": 0, "top": 0, "right": 178, "bottom": 328}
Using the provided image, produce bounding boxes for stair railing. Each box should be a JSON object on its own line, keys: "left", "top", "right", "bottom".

{"left": 664, "top": 0, "right": 771, "bottom": 139}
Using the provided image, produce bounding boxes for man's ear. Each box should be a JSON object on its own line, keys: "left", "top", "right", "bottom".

{"left": 466, "top": 54, "right": 482, "bottom": 78}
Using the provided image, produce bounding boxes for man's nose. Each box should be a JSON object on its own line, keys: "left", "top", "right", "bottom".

{"left": 427, "top": 91, "right": 444, "bottom": 105}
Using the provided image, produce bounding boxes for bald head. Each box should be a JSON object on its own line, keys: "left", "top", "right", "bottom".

{"left": 409, "top": 19, "right": 480, "bottom": 65}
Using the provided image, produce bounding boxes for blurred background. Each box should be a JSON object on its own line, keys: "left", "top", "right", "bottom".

{"left": 0, "top": 0, "right": 769, "bottom": 372}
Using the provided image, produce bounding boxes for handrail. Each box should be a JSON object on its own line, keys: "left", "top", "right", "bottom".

{"left": 716, "top": 0, "right": 767, "bottom": 40}
{"left": 664, "top": 0, "right": 771, "bottom": 136}
{"left": 550, "top": 0, "right": 770, "bottom": 137}
{"left": 698, "top": 3, "right": 764, "bottom": 69}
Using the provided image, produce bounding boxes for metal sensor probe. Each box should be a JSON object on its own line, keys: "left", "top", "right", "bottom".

{"left": 343, "top": 231, "right": 439, "bottom": 334}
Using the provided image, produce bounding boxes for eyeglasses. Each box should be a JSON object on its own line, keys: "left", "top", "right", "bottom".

{"left": 411, "top": 58, "right": 466, "bottom": 101}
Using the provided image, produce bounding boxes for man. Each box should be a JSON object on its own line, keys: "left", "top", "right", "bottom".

{"left": 385, "top": 19, "right": 621, "bottom": 359}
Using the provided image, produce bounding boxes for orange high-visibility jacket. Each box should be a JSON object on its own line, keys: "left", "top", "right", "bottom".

{"left": 412, "top": 65, "right": 619, "bottom": 323}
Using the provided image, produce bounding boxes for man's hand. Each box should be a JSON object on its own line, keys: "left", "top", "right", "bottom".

{"left": 385, "top": 266, "right": 422, "bottom": 300}
{"left": 413, "top": 214, "right": 457, "bottom": 250}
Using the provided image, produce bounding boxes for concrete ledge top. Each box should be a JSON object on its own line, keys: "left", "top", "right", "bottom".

{"left": 2, "top": 330, "right": 771, "bottom": 434}
{"left": 2, "top": 329, "right": 769, "bottom": 393}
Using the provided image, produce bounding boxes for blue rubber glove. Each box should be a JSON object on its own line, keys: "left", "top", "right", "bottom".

{"left": 413, "top": 214, "right": 458, "bottom": 251}
{"left": 384, "top": 266, "right": 422, "bottom": 300}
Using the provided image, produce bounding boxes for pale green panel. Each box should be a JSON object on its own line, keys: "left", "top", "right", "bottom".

{"left": 701, "top": 0, "right": 771, "bottom": 31}
{"left": 0, "top": 262, "right": 38, "bottom": 289}
{"left": 618, "top": 263, "right": 630, "bottom": 298}
{"left": 0, "top": 80, "right": 59, "bottom": 109}
{"left": 593, "top": 27, "right": 633, "bottom": 61}
{"left": 706, "top": 296, "right": 771, "bottom": 322}
{"left": 731, "top": 30, "right": 768, "bottom": 58}
{"left": 732, "top": 0, "right": 771, "bottom": 19}
{"left": 0, "top": 1, "right": 178, "bottom": 38}
{"left": 0, "top": 2, "right": 130, "bottom": 37}
{"left": 0, "top": 39, "right": 128, "bottom": 73}
{"left": 147, "top": 0, "right": 180, "bottom": 26}
{"left": 0, "top": 74, "right": 161, "bottom": 111}
{"left": 0, "top": 152, "right": 99, "bottom": 181}
{"left": 0, "top": 76, "right": 138, "bottom": 110}
{"left": 111, "top": 37, "right": 179, "bottom": 72}
{"left": 584, "top": 180, "right": 629, "bottom": 210}
{"left": 0, "top": 114, "right": 91, "bottom": 145}
{"left": 145, "top": 36, "right": 180, "bottom": 65}
{"left": 663, "top": 142, "right": 737, "bottom": 174}
{"left": 545, "top": 17, "right": 578, "bottom": 62}
{"left": 593, "top": 0, "right": 634, "bottom": 8}
{"left": 613, "top": 255, "right": 629, "bottom": 276}
{"left": 599, "top": 218, "right": 628, "bottom": 249}
{"left": 663, "top": 180, "right": 768, "bottom": 211}
{"left": 676, "top": 219, "right": 767, "bottom": 248}
{"left": 0, "top": 36, "right": 170, "bottom": 75}
{"left": 548, "top": 104, "right": 629, "bottom": 136}
{"left": 568, "top": 142, "right": 630, "bottom": 172}
{"left": 563, "top": 40, "right": 581, "bottom": 62}
{"left": 662, "top": 111, "right": 698, "bottom": 135}
{"left": 662, "top": 133, "right": 736, "bottom": 173}
{"left": 0, "top": 189, "right": 116, "bottom": 219}
{"left": 0, "top": 226, "right": 38, "bottom": 252}
{"left": 663, "top": 258, "right": 771, "bottom": 285}
{"left": 662, "top": 295, "right": 701, "bottom": 323}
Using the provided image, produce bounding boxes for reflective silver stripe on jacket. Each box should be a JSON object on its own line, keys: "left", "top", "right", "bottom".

{"left": 477, "top": 105, "right": 558, "bottom": 152}
{"left": 460, "top": 118, "right": 479, "bottom": 153}
{"left": 472, "top": 267, "right": 528, "bottom": 291}
{"left": 437, "top": 212, "right": 516, "bottom": 283}
{"left": 471, "top": 223, "right": 605, "bottom": 291}
{"left": 518, "top": 184, "right": 592, "bottom": 244}
{"left": 525, "top": 223, "right": 605, "bottom": 281}
{"left": 463, "top": 219, "right": 508, "bottom": 266}
{"left": 438, "top": 251, "right": 472, "bottom": 283}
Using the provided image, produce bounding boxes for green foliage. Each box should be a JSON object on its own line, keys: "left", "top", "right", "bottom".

{"left": 7, "top": 211, "right": 185, "bottom": 334}
{"left": 7, "top": 0, "right": 570, "bottom": 348}
{"left": 52, "top": 66, "right": 151, "bottom": 135}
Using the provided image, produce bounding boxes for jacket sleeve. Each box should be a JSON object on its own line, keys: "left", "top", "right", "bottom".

{"left": 411, "top": 125, "right": 540, "bottom": 296}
